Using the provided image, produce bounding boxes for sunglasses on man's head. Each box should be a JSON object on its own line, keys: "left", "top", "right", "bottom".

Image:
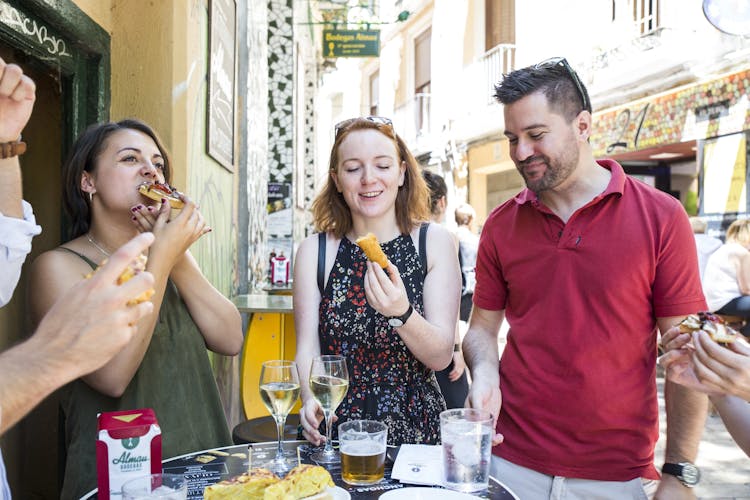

{"left": 334, "top": 116, "right": 394, "bottom": 139}
{"left": 533, "top": 57, "right": 591, "bottom": 113}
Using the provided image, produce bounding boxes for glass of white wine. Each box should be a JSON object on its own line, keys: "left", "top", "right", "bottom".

{"left": 259, "top": 359, "right": 301, "bottom": 475}
{"left": 309, "top": 354, "right": 349, "bottom": 464}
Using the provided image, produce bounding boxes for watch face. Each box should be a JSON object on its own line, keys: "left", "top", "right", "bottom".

{"left": 388, "top": 318, "right": 404, "bottom": 327}
{"left": 681, "top": 464, "right": 700, "bottom": 485}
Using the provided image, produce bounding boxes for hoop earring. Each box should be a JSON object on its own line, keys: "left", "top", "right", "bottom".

{"left": 89, "top": 192, "right": 93, "bottom": 203}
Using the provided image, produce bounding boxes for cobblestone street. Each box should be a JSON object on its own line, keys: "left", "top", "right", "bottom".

{"left": 655, "top": 376, "right": 750, "bottom": 499}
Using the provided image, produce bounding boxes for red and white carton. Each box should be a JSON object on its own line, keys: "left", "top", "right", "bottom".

{"left": 96, "top": 408, "right": 162, "bottom": 499}
{"left": 271, "top": 252, "right": 290, "bottom": 285}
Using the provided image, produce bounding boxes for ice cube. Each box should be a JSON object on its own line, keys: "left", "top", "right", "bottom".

{"left": 452, "top": 439, "right": 480, "bottom": 467}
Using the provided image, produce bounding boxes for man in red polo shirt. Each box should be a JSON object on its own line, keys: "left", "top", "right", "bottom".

{"left": 463, "top": 57, "right": 708, "bottom": 499}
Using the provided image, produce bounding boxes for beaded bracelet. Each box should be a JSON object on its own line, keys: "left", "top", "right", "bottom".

{"left": 0, "top": 140, "right": 26, "bottom": 159}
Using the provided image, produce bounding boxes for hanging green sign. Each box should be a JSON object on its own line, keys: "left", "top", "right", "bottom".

{"left": 323, "top": 29, "right": 380, "bottom": 57}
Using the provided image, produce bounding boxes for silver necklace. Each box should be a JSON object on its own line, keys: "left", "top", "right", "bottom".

{"left": 86, "top": 233, "right": 112, "bottom": 257}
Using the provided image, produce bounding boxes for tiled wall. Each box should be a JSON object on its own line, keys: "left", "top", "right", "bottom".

{"left": 247, "top": 0, "right": 270, "bottom": 290}
{"left": 300, "top": 64, "right": 317, "bottom": 236}
{"left": 295, "top": 7, "right": 317, "bottom": 240}
{"left": 267, "top": 0, "right": 294, "bottom": 185}
{"left": 265, "top": 0, "right": 295, "bottom": 272}
{"left": 249, "top": 0, "right": 318, "bottom": 285}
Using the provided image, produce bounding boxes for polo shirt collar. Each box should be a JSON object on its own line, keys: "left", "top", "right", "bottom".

{"left": 513, "top": 159, "right": 626, "bottom": 207}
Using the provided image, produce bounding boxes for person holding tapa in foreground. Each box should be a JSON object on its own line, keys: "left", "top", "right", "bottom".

{"left": 661, "top": 312, "right": 750, "bottom": 457}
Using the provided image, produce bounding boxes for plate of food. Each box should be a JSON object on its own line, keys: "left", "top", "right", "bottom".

{"left": 202, "top": 463, "right": 350, "bottom": 499}
{"left": 309, "top": 485, "right": 350, "bottom": 499}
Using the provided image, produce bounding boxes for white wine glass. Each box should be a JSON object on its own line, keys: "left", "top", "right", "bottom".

{"left": 259, "top": 359, "right": 301, "bottom": 475}
{"left": 309, "top": 354, "right": 349, "bottom": 464}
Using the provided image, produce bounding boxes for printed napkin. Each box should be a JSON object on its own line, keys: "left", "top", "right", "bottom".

{"left": 391, "top": 444, "right": 443, "bottom": 486}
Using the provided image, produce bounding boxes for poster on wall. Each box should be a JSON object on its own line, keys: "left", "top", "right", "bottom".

{"left": 700, "top": 131, "right": 749, "bottom": 238}
{"left": 267, "top": 183, "right": 293, "bottom": 235}
{"left": 207, "top": 0, "right": 236, "bottom": 171}
{"left": 701, "top": 132, "right": 748, "bottom": 214}
{"left": 267, "top": 183, "right": 294, "bottom": 281}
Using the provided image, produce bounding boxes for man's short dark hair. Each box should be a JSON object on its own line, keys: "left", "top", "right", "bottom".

{"left": 494, "top": 60, "right": 591, "bottom": 121}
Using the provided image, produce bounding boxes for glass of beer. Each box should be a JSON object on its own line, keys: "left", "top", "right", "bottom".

{"left": 309, "top": 354, "right": 349, "bottom": 464}
{"left": 339, "top": 420, "right": 388, "bottom": 485}
{"left": 259, "top": 360, "right": 301, "bottom": 475}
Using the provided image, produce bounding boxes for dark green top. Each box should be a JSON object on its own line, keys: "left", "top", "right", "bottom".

{"left": 58, "top": 249, "right": 232, "bottom": 499}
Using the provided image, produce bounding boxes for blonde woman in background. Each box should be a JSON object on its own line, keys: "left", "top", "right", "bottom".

{"left": 703, "top": 218, "right": 750, "bottom": 335}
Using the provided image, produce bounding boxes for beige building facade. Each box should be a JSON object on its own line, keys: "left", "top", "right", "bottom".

{"left": 310, "top": 0, "right": 750, "bottom": 232}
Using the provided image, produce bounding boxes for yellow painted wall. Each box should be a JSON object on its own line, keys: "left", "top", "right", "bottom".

{"left": 70, "top": 0, "right": 112, "bottom": 30}
{"left": 110, "top": 1, "right": 181, "bottom": 184}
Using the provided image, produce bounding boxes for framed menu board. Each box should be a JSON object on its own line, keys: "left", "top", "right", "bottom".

{"left": 207, "top": 0, "right": 236, "bottom": 171}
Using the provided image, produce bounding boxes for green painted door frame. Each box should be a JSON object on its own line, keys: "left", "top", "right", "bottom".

{"left": 0, "top": 0, "right": 110, "bottom": 157}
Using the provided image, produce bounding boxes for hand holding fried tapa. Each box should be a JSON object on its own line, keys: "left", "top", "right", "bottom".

{"left": 86, "top": 253, "right": 155, "bottom": 306}
{"left": 355, "top": 233, "right": 389, "bottom": 268}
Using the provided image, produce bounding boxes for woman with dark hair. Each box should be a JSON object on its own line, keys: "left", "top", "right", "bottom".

{"left": 422, "top": 170, "right": 470, "bottom": 410}
{"left": 294, "top": 117, "right": 460, "bottom": 446}
{"left": 28, "top": 119, "right": 242, "bottom": 499}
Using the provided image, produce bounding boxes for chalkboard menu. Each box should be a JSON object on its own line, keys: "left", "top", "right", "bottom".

{"left": 207, "top": 0, "right": 236, "bottom": 171}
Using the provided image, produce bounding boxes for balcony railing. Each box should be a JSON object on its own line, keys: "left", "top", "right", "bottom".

{"left": 394, "top": 44, "right": 515, "bottom": 151}
{"left": 414, "top": 92, "right": 431, "bottom": 137}
{"left": 393, "top": 93, "right": 432, "bottom": 154}
{"left": 481, "top": 44, "right": 516, "bottom": 104}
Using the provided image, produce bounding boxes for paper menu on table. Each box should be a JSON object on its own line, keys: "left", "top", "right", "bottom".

{"left": 390, "top": 444, "right": 443, "bottom": 486}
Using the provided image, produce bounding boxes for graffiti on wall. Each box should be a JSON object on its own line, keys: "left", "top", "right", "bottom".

{"left": 592, "top": 69, "right": 750, "bottom": 157}
{"left": 0, "top": 2, "right": 71, "bottom": 57}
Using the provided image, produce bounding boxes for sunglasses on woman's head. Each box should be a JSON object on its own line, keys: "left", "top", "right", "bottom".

{"left": 533, "top": 57, "right": 591, "bottom": 113}
{"left": 334, "top": 116, "right": 394, "bottom": 139}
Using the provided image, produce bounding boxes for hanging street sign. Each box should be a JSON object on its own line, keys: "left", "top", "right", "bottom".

{"left": 323, "top": 29, "right": 380, "bottom": 57}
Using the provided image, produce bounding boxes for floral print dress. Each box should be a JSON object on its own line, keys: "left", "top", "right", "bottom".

{"left": 319, "top": 231, "right": 446, "bottom": 445}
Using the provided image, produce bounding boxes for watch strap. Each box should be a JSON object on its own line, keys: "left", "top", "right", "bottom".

{"left": 390, "top": 304, "right": 413, "bottom": 325}
{"left": 662, "top": 463, "right": 683, "bottom": 477}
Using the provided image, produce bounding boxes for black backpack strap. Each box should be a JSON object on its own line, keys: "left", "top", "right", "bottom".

{"left": 458, "top": 242, "right": 466, "bottom": 292}
{"left": 419, "top": 223, "right": 429, "bottom": 276}
{"left": 317, "top": 232, "right": 326, "bottom": 295}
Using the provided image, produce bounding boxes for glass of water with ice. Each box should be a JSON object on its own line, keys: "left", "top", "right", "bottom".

{"left": 122, "top": 473, "right": 187, "bottom": 500}
{"left": 440, "top": 408, "right": 493, "bottom": 492}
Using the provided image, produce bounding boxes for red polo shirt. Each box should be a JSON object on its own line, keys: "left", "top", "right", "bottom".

{"left": 474, "top": 159, "right": 706, "bottom": 481}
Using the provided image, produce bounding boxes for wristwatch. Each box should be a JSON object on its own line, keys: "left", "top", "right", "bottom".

{"left": 388, "top": 304, "right": 414, "bottom": 327}
{"left": 662, "top": 462, "right": 700, "bottom": 488}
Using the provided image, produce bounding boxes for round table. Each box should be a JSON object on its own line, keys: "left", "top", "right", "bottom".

{"left": 83, "top": 441, "right": 518, "bottom": 499}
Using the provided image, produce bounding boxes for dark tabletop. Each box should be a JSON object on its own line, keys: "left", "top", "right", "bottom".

{"left": 161, "top": 441, "right": 517, "bottom": 499}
